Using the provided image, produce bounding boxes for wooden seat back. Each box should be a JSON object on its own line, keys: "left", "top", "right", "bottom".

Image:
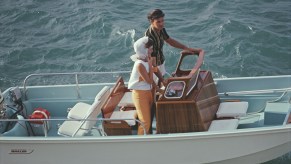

{"left": 101, "top": 76, "right": 133, "bottom": 135}
{"left": 101, "top": 76, "right": 129, "bottom": 118}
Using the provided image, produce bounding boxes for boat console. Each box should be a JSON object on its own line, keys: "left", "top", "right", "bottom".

{"left": 155, "top": 50, "right": 248, "bottom": 133}
{"left": 156, "top": 70, "right": 220, "bottom": 133}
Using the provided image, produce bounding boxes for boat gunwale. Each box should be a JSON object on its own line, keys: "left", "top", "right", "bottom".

{"left": 1, "top": 123, "right": 291, "bottom": 143}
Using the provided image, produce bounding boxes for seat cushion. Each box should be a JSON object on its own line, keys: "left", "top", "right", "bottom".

{"left": 216, "top": 101, "right": 248, "bottom": 118}
{"left": 59, "top": 100, "right": 102, "bottom": 137}
{"left": 110, "top": 110, "right": 137, "bottom": 126}
{"left": 58, "top": 120, "right": 89, "bottom": 137}
{"left": 208, "top": 119, "right": 239, "bottom": 131}
{"left": 118, "top": 92, "right": 134, "bottom": 107}
{"left": 95, "top": 86, "right": 111, "bottom": 101}
{"left": 68, "top": 86, "right": 111, "bottom": 119}
{"left": 67, "top": 102, "right": 91, "bottom": 119}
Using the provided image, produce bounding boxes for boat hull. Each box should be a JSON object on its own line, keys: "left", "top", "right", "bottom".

{"left": 1, "top": 125, "right": 291, "bottom": 164}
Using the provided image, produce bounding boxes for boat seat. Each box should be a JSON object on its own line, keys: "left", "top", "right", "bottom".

{"left": 208, "top": 119, "right": 239, "bottom": 131}
{"left": 57, "top": 120, "right": 92, "bottom": 137}
{"left": 67, "top": 86, "right": 110, "bottom": 119}
{"left": 264, "top": 102, "right": 291, "bottom": 125}
{"left": 117, "top": 91, "right": 134, "bottom": 108}
{"left": 207, "top": 101, "right": 248, "bottom": 131}
{"left": 216, "top": 101, "right": 248, "bottom": 118}
{"left": 103, "top": 109, "right": 137, "bottom": 136}
{"left": 104, "top": 99, "right": 137, "bottom": 136}
{"left": 58, "top": 86, "right": 111, "bottom": 137}
{"left": 67, "top": 102, "right": 91, "bottom": 119}
{"left": 101, "top": 76, "right": 138, "bottom": 135}
{"left": 110, "top": 110, "right": 137, "bottom": 126}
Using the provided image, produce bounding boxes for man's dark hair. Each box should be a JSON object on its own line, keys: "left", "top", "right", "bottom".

{"left": 147, "top": 9, "right": 165, "bottom": 21}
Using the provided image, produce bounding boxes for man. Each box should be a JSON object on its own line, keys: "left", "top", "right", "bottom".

{"left": 145, "top": 9, "right": 204, "bottom": 84}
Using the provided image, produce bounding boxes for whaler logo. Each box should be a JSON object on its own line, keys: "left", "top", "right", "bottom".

{"left": 9, "top": 149, "right": 34, "bottom": 154}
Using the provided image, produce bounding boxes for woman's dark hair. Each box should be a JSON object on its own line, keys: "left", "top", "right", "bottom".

{"left": 147, "top": 9, "right": 165, "bottom": 21}
{"left": 145, "top": 38, "right": 153, "bottom": 48}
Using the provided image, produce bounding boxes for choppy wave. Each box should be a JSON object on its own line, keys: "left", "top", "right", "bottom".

{"left": 0, "top": 0, "right": 290, "bottom": 88}
{"left": 0, "top": 0, "right": 291, "bottom": 162}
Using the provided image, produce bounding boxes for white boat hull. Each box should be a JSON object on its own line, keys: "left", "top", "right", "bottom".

{"left": 1, "top": 125, "right": 291, "bottom": 164}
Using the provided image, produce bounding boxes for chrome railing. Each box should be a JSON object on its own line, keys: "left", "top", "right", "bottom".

{"left": 23, "top": 71, "right": 131, "bottom": 100}
{"left": 219, "top": 87, "right": 291, "bottom": 96}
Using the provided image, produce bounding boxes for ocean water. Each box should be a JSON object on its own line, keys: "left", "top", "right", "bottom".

{"left": 0, "top": 0, "right": 290, "bottom": 163}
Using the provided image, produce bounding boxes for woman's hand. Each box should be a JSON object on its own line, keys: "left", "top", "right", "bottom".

{"left": 161, "top": 78, "right": 167, "bottom": 87}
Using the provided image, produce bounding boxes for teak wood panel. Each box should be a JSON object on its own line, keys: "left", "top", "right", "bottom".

{"left": 156, "top": 71, "right": 220, "bottom": 133}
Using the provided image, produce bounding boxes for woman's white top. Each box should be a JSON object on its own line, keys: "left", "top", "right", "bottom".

{"left": 128, "top": 60, "right": 151, "bottom": 90}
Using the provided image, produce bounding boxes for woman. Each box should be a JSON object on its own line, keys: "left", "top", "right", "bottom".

{"left": 128, "top": 36, "right": 156, "bottom": 135}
